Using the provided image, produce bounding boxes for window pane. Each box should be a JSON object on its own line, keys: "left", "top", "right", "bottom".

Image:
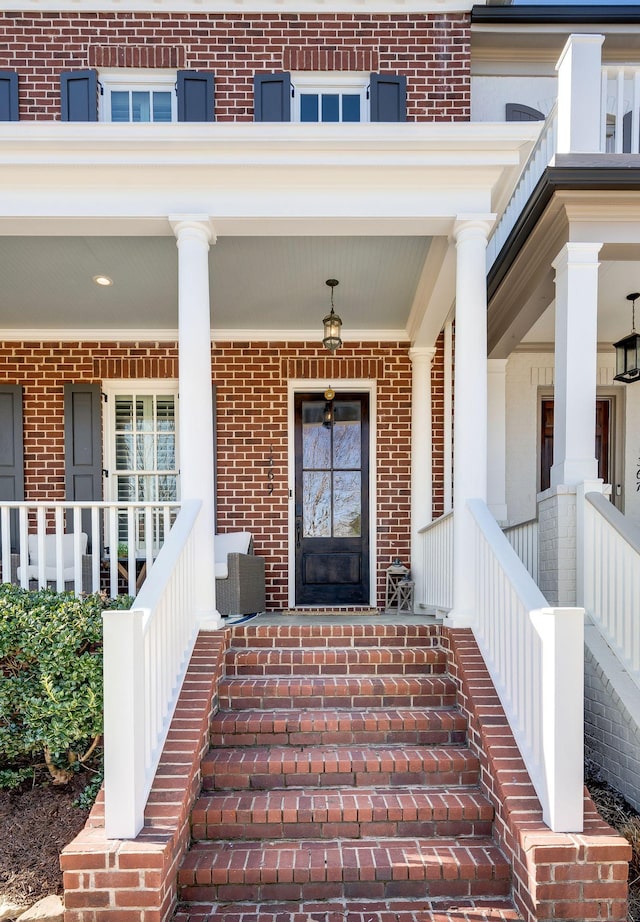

{"left": 115, "top": 396, "right": 134, "bottom": 432}
{"left": 136, "top": 434, "right": 154, "bottom": 471}
{"left": 137, "top": 475, "right": 157, "bottom": 502}
{"left": 300, "top": 94, "right": 319, "bottom": 122}
{"left": 157, "top": 434, "right": 175, "bottom": 471}
{"left": 342, "top": 94, "right": 361, "bottom": 122}
{"left": 136, "top": 395, "right": 154, "bottom": 432}
{"left": 303, "top": 471, "right": 331, "bottom": 537}
{"left": 321, "top": 94, "right": 339, "bottom": 122}
{"left": 153, "top": 91, "right": 172, "bottom": 122}
{"left": 302, "top": 402, "right": 331, "bottom": 468}
{"left": 132, "top": 91, "right": 151, "bottom": 122}
{"left": 333, "top": 402, "right": 361, "bottom": 469}
{"left": 116, "top": 475, "right": 135, "bottom": 501}
{"left": 111, "top": 91, "right": 130, "bottom": 122}
{"left": 158, "top": 474, "right": 177, "bottom": 502}
{"left": 156, "top": 396, "right": 175, "bottom": 431}
{"left": 115, "top": 434, "right": 133, "bottom": 471}
{"left": 333, "top": 472, "right": 361, "bottom": 537}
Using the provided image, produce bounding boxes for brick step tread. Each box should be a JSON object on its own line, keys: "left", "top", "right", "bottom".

{"left": 209, "top": 707, "right": 467, "bottom": 747}
{"left": 229, "top": 624, "right": 442, "bottom": 649}
{"left": 191, "top": 786, "right": 494, "bottom": 840}
{"left": 225, "top": 646, "right": 446, "bottom": 677}
{"left": 177, "top": 838, "right": 511, "bottom": 902}
{"left": 219, "top": 675, "right": 456, "bottom": 710}
{"left": 174, "top": 898, "right": 522, "bottom": 922}
{"left": 201, "top": 745, "right": 479, "bottom": 790}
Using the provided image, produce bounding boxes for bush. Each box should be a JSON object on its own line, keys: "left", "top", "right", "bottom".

{"left": 0, "top": 585, "right": 131, "bottom": 788}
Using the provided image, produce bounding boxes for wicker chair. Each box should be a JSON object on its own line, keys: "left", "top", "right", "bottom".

{"left": 9, "top": 532, "right": 93, "bottom": 594}
{"left": 215, "top": 531, "right": 265, "bottom": 617}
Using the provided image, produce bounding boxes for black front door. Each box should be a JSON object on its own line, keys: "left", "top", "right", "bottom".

{"left": 294, "top": 392, "right": 370, "bottom": 605}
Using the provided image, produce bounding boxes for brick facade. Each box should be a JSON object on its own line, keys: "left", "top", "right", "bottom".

{"left": 0, "top": 337, "right": 448, "bottom": 610}
{"left": 0, "top": 12, "right": 470, "bottom": 122}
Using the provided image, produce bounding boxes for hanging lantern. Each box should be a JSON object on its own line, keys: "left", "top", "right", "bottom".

{"left": 322, "top": 279, "right": 343, "bottom": 353}
{"left": 614, "top": 292, "right": 640, "bottom": 383}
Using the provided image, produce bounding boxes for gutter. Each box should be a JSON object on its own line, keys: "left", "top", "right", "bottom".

{"left": 472, "top": 5, "right": 640, "bottom": 25}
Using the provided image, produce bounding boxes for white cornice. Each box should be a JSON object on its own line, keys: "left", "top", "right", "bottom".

{"left": 0, "top": 0, "right": 475, "bottom": 11}
{"left": 0, "top": 328, "right": 411, "bottom": 343}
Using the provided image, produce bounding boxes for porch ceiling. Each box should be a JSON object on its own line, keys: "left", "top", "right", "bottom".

{"left": 0, "top": 234, "right": 431, "bottom": 339}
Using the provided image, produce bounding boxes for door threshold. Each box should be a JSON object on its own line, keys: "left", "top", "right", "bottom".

{"left": 282, "top": 607, "right": 381, "bottom": 616}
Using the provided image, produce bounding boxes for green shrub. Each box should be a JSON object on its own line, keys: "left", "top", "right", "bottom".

{"left": 0, "top": 586, "right": 131, "bottom": 787}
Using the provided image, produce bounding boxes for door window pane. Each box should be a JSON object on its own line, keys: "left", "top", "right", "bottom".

{"left": 302, "top": 402, "right": 331, "bottom": 468}
{"left": 333, "top": 402, "right": 361, "bottom": 469}
{"left": 333, "top": 471, "right": 361, "bottom": 537}
{"left": 303, "top": 471, "right": 331, "bottom": 537}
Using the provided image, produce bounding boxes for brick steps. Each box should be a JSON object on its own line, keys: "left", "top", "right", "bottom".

{"left": 177, "top": 838, "right": 511, "bottom": 903}
{"left": 219, "top": 675, "right": 457, "bottom": 710}
{"left": 225, "top": 646, "right": 447, "bottom": 676}
{"left": 201, "top": 744, "right": 479, "bottom": 790}
{"left": 209, "top": 706, "right": 467, "bottom": 747}
{"left": 176, "top": 625, "right": 517, "bottom": 919}
{"left": 191, "top": 787, "right": 494, "bottom": 840}
{"left": 175, "top": 899, "right": 522, "bottom": 922}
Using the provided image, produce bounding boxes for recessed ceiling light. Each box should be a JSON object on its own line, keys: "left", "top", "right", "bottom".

{"left": 93, "top": 275, "right": 113, "bottom": 287}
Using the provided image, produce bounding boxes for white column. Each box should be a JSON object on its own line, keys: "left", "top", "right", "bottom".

{"left": 170, "top": 215, "right": 222, "bottom": 630}
{"left": 409, "top": 346, "right": 437, "bottom": 610}
{"left": 487, "top": 358, "right": 508, "bottom": 523}
{"left": 443, "top": 319, "right": 453, "bottom": 514}
{"left": 551, "top": 242, "right": 602, "bottom": 488}
{"left": 449, "top": 216, "right": 495, "bottom": 628}
{"left": 556, "top": 34, "right": 604, "bottom": 154}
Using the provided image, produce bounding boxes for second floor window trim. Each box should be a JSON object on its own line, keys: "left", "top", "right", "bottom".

{"left": 290, "top": 73, "right": 369, "bottom": 124}
{"left": 98, "top": 68, "right": 177, "bottom": 123}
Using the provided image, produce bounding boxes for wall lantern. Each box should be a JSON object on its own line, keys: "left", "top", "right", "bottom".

{"left": 614, "top": 292, "right": 640, "bottom": 383}
{"left": 322, "top": 278, "right": 343, "bottom": 353}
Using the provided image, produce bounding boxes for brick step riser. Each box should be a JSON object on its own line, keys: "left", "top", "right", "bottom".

{"left": 202, "top": 767, "right": 479, "bottom": 791}
{"left": 224, "top": 648, "right": 447, "bottom": 675}
{"left": 220, "top": 690, "right": 457, "bottom": 709}
{"left": 210, "top": 728, "right": 467, "bottom": 747}
{"left": 229, "top": 628, "right": 442, "bottom": 650}
{"left": 179, "top": 879, "right": 511, "bottom": 903}
{"left": 192, "top": 817, "right": 493, "bottom": 841}
{"left": 174, "top": 900, "right": 522, "bottom": 922}
{"left": 226, "top": 663, "right": 447, "bottom": 677}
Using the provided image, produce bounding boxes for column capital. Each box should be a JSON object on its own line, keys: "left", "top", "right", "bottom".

{"left": 453, "top": 214, "right": 496, "bottom": 245}
{"left": 552, "top": 241, "right": 602, "bottom": 272}
{"left": 169, "top": 214, "right": 217, "bottom": 245}
{"left": 409, "top": 345, "right": 437, "bottom": 366}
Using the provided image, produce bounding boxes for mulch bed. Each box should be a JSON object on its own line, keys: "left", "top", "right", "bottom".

{"left": 0, "top": 772, "right": 90, "bottom": 907}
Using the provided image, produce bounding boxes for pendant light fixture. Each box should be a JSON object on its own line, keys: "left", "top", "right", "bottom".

{"left": 322, "top": 279, "right": 343, "bottom": 353}
{"left": 613, "top": 292, "right": 640, "bottom": 383}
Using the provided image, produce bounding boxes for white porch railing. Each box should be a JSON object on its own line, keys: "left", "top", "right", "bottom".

{"left": 0, "top": 501, "right": 180, "bottom": 597}
{"left": 601, "top": 65, "right": 640, "bottom": 154}
{"left": 486, "top": 105, "right": 557, "bottom": 271}
{"left": 103, "top": 499, "right": 202, "bottom": 839}
{"left": 418, "top": 511, "right": 453, "bottom": 613}
{"left": 468, "top": 499, "right": 584, "bottom": 833}
{"left": 583, "top": 491, "right": 640, "bottom": 679}
{"left": 503, "top": 517, "right": 539, "bottom": 583}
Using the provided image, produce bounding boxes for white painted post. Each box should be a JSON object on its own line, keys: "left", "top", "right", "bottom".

{"left": 551, "top": 242, "right": 602, "bottom": 488}
{"left": 576, "top": 479, "right": 605, "bottom": 607}
{"left": 556, "top": 34, "right": 605, "bottom": 154}
{"left": 487, "top": 359, "right": 508, "bottom": 523}
{"left": 103, "top": 608, "right": 146, "bottom": 839}
{"left": 170, "top": 215, "right": 222, "bottom": 630}
{"left": 409, "top": 346, "right": 437, "bottom": 609}
{"left": 443, "top": 319, "right": 453, "bottom": 514}
{"left": 449, "top": 215, "right": 495, "bottom": 628}
{"left": 530, "top": 606, "right": 584, "bottom": 832}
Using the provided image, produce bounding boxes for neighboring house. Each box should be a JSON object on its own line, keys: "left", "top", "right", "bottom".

{"left": 0, "top": 0, "right": 639, "bottom": 920}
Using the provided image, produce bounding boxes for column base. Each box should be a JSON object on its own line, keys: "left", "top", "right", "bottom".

{"left": 444, "top": 609, "right": 475, "bottom": 629}
{"left": 198, "top": 609, "right": 224, "bottom": 631}
{"left": 537, "top": 485, "right": 577, "bottom": 607}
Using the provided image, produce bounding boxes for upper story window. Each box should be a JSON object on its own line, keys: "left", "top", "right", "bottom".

{"left": 99, "top": 70, "right": 177, "bottom": 123}
{"left": 292, "top": 74, "right": 368, "bottom": 124}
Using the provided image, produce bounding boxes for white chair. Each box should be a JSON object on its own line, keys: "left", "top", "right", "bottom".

{"left": 14, "top": 532, "right": 91, "bottom": 591}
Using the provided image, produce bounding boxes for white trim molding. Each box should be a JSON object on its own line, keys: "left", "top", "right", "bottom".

{"left": 0, "top": 0, "right": 479, "bottom": 12}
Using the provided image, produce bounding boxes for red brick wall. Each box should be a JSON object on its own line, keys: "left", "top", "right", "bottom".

{"left": 0, "top": 338, "right": 443, "bottom": 610}
{"left": 0, "top": 12, "right": 470, "bottom": 121}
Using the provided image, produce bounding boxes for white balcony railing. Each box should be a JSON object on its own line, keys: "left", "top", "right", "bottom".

{"left": 503, "top": 517, "right": 539, "bottom": 583}
{"left": 486, "top": 105, "right": 557, "bottom": 271}
{"left": 602, "top": 65, "right": 640, "bottom": 154}
{"left": 468, "top": 499, "right": 584, "bottom": 833}
{"left": 103, "top": 499, "right": 202, "bottom": 839}
{"left": 418, "top": 511, "right": 453, "bottom": 613}
{"left": 583, "top": 491, "right": 640, "bottom": 680}
{"left": 0, "top": 501, "right": 180, "bottom": 597}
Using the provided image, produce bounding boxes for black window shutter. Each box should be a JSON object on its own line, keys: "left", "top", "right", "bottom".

{"left": 505, "top": 103, "right": 545, "bottom": 122}
{"left": 60, "top": 70, "right": 98, "bottom": 122}
{"left": 0, "top": 71, "right": 19, "bottom": 121}
{"left": 254, "top": 73, "right": 291, "bottom": 122}
{"left": 177, "top": 70, "right": 214, "bottom": 122}
{"left": 64, "top": 384, "right": 103, "bottom": 503}
{"left": 0, "top": 386, "right": 24, "bottom": 553}
{"left": 370, "top": 73, "right": 407, "bottom": 123}
{"left": 622, "top": 111, "right": 640, "bottom": 153}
